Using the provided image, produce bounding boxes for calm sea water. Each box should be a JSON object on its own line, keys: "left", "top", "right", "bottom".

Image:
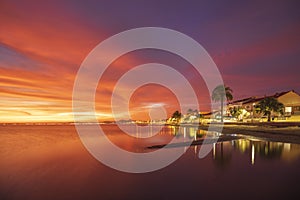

{"left": 0, "top": 124, "right": 299, "bottom": 200}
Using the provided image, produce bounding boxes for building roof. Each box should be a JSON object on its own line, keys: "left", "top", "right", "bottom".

{"left": 229, "top": 90, "right": 296, "bottom": 105}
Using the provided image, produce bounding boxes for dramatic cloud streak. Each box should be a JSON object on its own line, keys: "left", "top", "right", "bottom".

{"left": 0, "top": 0, "right": 299, "bottom": 122}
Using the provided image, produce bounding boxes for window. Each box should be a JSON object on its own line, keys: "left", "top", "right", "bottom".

{"left": 293, "top": 106, "right": 300, "bottom": 111}
{"left": 285, "top": 107, "right": 292, "bottom": 113}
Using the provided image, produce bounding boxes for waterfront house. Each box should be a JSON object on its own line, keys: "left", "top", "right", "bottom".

{"left": 228, "top": 90, "right": 300, "bottom": 121}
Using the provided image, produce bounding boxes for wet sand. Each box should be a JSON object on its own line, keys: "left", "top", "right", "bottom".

{"left": 148, "top": 123, "right": 300, "bottom": 149}
{"left": 197, "top": 123, "right": 300, "bottom": 144}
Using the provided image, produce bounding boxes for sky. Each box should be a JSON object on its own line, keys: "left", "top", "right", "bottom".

{"left": 0, "top": 0, "right": 300, "bottom": 122}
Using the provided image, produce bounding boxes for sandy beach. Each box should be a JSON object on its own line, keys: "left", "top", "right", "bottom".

{"left": 195, "top": 122, "right": 300, "bottom": 144}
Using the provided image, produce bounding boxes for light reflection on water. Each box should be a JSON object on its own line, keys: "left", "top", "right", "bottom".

{"left": 133, "top": 125, "right": 300, "bottom": 165}
{"left": 211, "top": 139, "right": 300, "bottom": 167}
{"left": 0, "top": 124, "right": 300, "bottom": 200}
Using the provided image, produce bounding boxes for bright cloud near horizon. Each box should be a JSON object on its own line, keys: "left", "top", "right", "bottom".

{"left": 0, "top": 0, "right": 299, "bottom": 122}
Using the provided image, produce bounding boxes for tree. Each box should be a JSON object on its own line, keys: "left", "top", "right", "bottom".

{"left": 171, "top": 110, "right": 182, "bottom": 124}
{"left": 255, "top": 97, "right": 284, "bottom": 122}
{"left": 229, "top": 107, "right": 243, "bottom": 120}
{"left": 187, "top": 108, "right": 194, "bottom": 115}
{"left": 212, "top": 85, "right": 233, "bottom": 122}
{"left": 185, "top": 108, "right": 196, "bottom": 123}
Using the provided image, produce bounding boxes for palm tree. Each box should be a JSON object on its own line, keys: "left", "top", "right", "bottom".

{"left": 212, "top": 85, "right": 233, "bottom": 122}
{"left": 187, "top": 108, "right": 194, "bottom": 114}
{"left": 171, "top": 110, "right": 182, "bottom": 124}
{"left": 255, "top": 97, "right": 284, "bottom": 122}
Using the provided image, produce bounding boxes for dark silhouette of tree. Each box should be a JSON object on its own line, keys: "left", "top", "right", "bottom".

{"left": 212, "top": 85, "right": 233, "bottom": 122}
{"left": 171, "top": 110, "right": 182, "bottom": 124}
{"left": 185, "top": 108, "right": 200, "bottom": 124}
{"left": 187, "top": 108, "right": 194, "bottom": 114}
{"left": 229, "top": 107, "right": 243, "bottom": 119}
{"left": 255, "top": 97, "right": 284, "bottom": 122}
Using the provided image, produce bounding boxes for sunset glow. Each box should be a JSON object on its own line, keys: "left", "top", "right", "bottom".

{"left": 1, "top": 1, "right": 299, "bottom": 122}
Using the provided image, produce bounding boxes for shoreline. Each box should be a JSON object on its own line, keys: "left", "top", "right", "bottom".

{"left": 147, "top": 123, "right": 300, "bottom": 149}
{"left": 194, "top": 123, "right": 300, "bottom": 144}
{"left": 1, "top": 122, "right": 300, "bottom": 144}
{"left": 147, "top": 121, "right": 300, "bottom": 144}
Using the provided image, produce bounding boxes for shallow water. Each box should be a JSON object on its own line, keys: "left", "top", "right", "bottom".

{"left": 0, "top": 124, "right": 299, "bottom": 200}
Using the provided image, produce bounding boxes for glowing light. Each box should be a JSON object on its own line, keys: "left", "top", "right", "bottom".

{"left": 213, "top": 143, "right": 216, "bottom": 159}
{"left": 251, "top": 144, "right": 255, "bottom": 165}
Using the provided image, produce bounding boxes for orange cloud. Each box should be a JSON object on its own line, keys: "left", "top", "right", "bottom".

{"left": 3, "top": 1, "right": 253, "bottom": 122}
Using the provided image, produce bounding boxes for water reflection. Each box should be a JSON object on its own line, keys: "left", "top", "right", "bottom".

{"left": 169, "top": 126, "right": 219, "bottom": 140}
{"left": 211, "top": 139, "right": 300, "bottom": 166}
{"left": 162, "top": 126, "right": 300, "bottom": 165}
{"left": 213, "top": 142, "right": 232, "bottom": 168}
{"left": 118, "top": 125, "right": 300, "bottom": 165}
{"left": 2, "top": 125, "right": 299, "bottom": 200}
{"left": 233, "top": 140, "right": 285, "bottom": 162}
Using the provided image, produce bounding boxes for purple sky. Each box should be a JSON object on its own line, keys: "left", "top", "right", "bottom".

{"left": 0, "top": 0, "right": 299, "bottom": 121}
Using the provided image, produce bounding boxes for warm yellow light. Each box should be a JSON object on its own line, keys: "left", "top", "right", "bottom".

{"left": 251, "top": 144, "right": 255, "bottom": 165}
{"left": 213, "top": 143, "right": 216, "bottom": 159}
